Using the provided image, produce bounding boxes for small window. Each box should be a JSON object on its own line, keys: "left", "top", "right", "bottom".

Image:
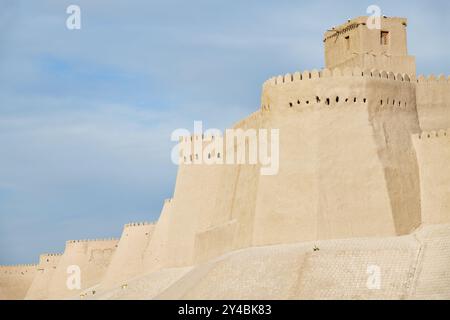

{"left": 345, "top": 36, "right": 350, "bottom": 50}
{"left": 381, "top": 31, "right": 389, "bottom": 45}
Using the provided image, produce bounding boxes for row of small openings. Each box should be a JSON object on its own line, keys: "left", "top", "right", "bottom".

{"left": 184, "top": 135, "right": 219, "bottom": 142}
{"left": 380, "top": 98, "right": 407, "bottom": 107}
{"left": 422, "top": 132, "right": 447, "bottom": 139}
{"left": 183, "top": 153, "right": 222, "bottom": 161}
{"left": 288, "top": 96, "right": 367, "bottom": 108}
{"left": 2, "top": 270, "right": 29, "bottom": 274}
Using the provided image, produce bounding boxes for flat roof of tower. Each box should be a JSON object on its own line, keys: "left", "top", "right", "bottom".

{"left": 324, "top": 16, "right": 408, "bottom": 41}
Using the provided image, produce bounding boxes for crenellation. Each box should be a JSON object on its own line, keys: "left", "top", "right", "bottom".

{"left": 0, "top": 264, "right": 37, "bottom": 269}
{"left": 417, "top": 74, "right": 450, "bottom": 83}
{"left": 66, "top": 238, "right": 119, "bottom": 244}
{"left": 264, "top": 67, "right": 412, "bottom": 90}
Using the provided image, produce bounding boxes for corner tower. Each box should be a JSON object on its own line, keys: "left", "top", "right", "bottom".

{"left": 324, "top": 16, "right": 416, "bottom": 76}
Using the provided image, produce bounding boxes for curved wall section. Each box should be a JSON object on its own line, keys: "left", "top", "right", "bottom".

{"left": 46, "top": 239, "right": 118, "bottom": 299}
{"left": 255, "top": 68, "right": 421, "bottom": 246}
{"left": 25, "top": 254, "right": 61, "bottom": 300}
{"left": 413, "top": 129, "right": 450, "bottom": 225}
{"left": 99, "top": 223, "right": 154, "bottom": 290}
{"left": 0, "top": 265, "right": 37, "bottom": 300}
{"left": 416, "top": 75, "right": 450, "bottom": 132}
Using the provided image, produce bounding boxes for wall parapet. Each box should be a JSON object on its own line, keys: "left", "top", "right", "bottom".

{"left": 262, "top": 67, "right": 413, "bottom": 89}
{"left": 65, "top": 238, "right": 119, "bottom": 245}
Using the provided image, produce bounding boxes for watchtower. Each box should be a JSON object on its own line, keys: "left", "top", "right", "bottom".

{"left": 324, "top": 16, "right": 416, "bottom": 75}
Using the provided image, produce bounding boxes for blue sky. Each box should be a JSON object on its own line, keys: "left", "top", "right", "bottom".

{"left": 0, "top": 0, "right": 449, "bottom": 264}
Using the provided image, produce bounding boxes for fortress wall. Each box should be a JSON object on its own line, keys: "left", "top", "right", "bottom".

{"left": 254, "top": 68, "right": 420, "bottom": 246}
{"left": 25, "top": 254, "right": 62, "bottom": 300}
{"left": 154, "top": 129, "right": 238, "bottom": 268}
{"left": 193, "top": 111, "right": 263, "bottom": 264}
{"left": 157, "top": 110, "right": 264, "bottom": 268}
{"left": 143, "top": 199, "right": 174, "bottom": 272}
{"left": 412, "top": 129, "right": 450, "bottom": 225}
{"left": 416, "top": 75, "right": 450, "bottom": 131}
{"left": 163, "top": 161, "right": 229, "bottom": 268}
{"left": 46, "top": 238, "right": 118, "bottom": 299}
{"left": 0, "top": 264, "right": 37, "bottom": 300}
{"left": 99, "top": 223, "right": 154, "bottom": 291}
{"left": 191, "top": 163, "right": 241, "bottom": 264}
{"left": 228, "top": 112, "right": 263, "bottom": 251}
{"left": 365, "top": 71, "right": 422, "bottom": 235}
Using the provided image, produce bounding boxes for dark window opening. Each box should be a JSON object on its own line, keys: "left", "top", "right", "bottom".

{"left": 345, "top": 36, "right": 350, "bottom": 50}
{"left": 325, "top": 98, "right": 330, "bottom": 106}
{"left": 381, "top": 31, "right": 389, "bottom": 45}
